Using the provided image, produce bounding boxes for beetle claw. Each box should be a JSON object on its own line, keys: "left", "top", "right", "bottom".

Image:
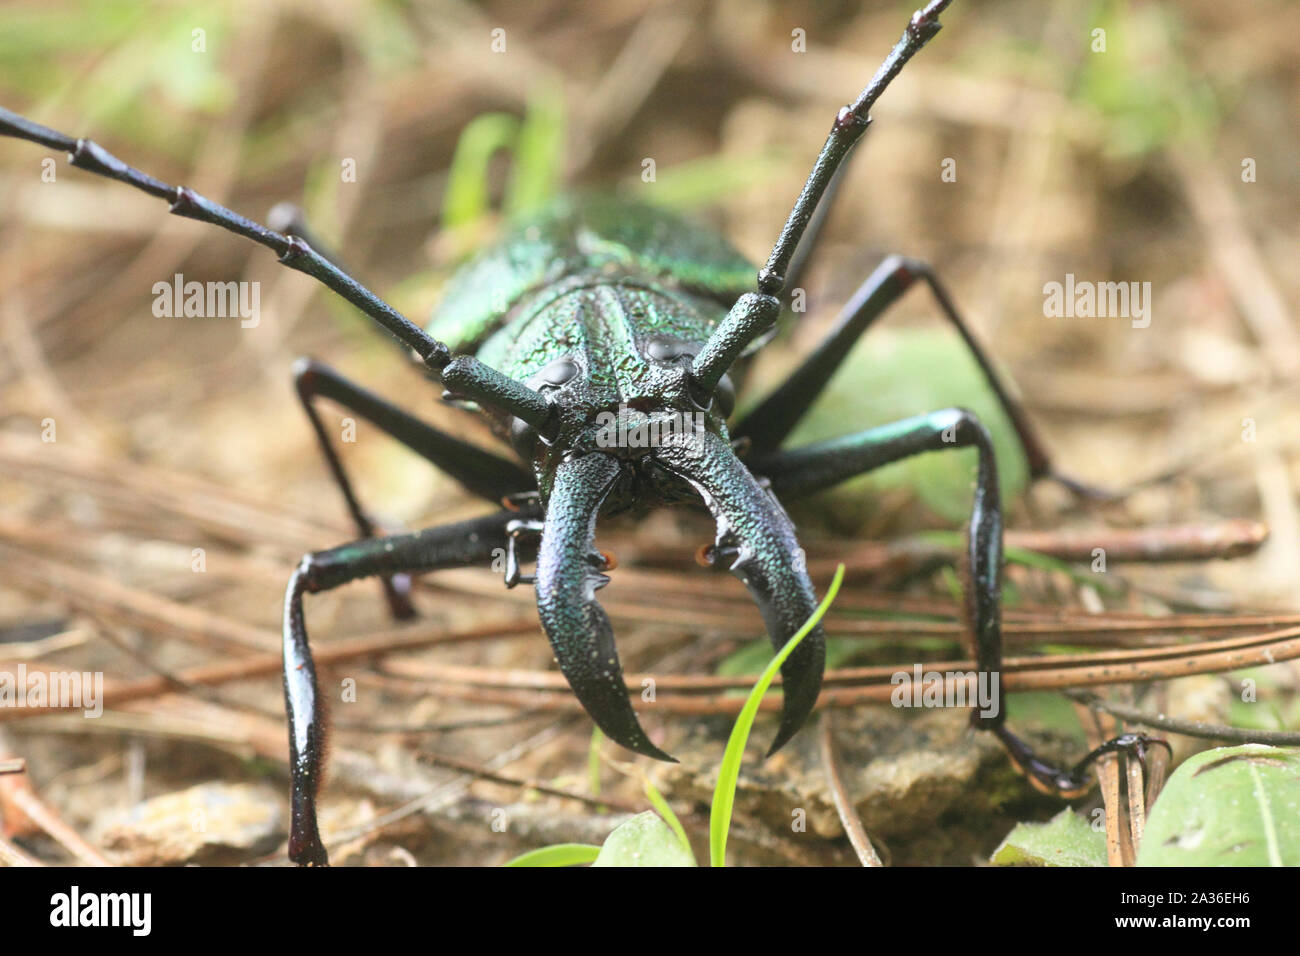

{"left": 536, "top": 452, "right": 675, "bottom": 762}
{"left": 657, "top": 430, "right": 825, "bottom": 757}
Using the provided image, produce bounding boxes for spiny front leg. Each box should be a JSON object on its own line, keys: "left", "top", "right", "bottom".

{"left": 282, "top": 513, "right": 515, "bottom": 865}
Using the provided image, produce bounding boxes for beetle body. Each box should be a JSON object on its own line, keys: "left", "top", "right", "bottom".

{"left": 431, "top": 197, "right": 757, "bottom": 508}
{"left": 416, "top": 196, "right": 828, "bottom": 768}
{"left": 4, "top": 1, "right": 1151, "bottom": 867}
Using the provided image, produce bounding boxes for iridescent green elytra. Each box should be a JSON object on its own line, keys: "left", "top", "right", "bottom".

{"left": 427, "top": 196, "right": 756, "bottom": 374}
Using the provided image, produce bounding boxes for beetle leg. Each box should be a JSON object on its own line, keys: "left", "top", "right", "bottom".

{"left": 749, "top": 408, "right": 1145, "bottom": 797}
{"left": 293, "top": 358, "right": 534, "bottom": 618}
{"left": 503, "top": 518, "right": 608, "bottom": 589}
{"left": 295, "top": 358, "right": 533, "bottom": 505}
{"left": 503, "top": 518, "right": 543, "bottom": 587}
{"left": 283, "top": 512, "right": 515, "bottom": 865}
{"left": 995, "top": 727, "right": 1172, "bottom": 798}
{"left": 733, "top": 255, "right": 1108, "bottom": 498}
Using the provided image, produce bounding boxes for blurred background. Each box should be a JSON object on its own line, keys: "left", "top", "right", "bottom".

{"left": 0, "top": 0, "right": 1297, "bottom": 866}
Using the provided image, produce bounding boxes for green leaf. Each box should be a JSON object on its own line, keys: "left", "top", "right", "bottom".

{"left": 505, "top": 85, "right": 565, "bottom": 217}
{"left": 441, "top": 112, "right": 521, "bottom": 230}
{"left": 990, "top": 808, "right": 1107, "bottom": 867}
{"left": 591, "top": 812, "right": 696, "bottom": 868}
{"left": 503, "top": 843, "right": 601, "bottom": 867}
{"left": 1137, "top": 745, "right": 1300, "bottom": 867}
{"left": 710, "top": 565, "right": 845, "bottom": 867}
{"left": 777, "top": 329, "right": 1029, "bottom": 527}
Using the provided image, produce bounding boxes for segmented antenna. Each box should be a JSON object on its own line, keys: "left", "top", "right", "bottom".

{"left": 0, "top": 106, "right": 555, "bottom": 436}
{"left": 691, "top": 0, "right": 953, "bottom": 392}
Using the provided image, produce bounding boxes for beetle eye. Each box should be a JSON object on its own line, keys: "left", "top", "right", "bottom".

{"left": 645, "top": 335, "right": 701, "bottom": 364}
{"left": 645, "top": 337, "right": 681, "bottom": 362}
{"left": 525, "top": 357, "right": 579, "bottom": 394}
{"left": 538, "top": 358, "right": 578, "bottom": 387}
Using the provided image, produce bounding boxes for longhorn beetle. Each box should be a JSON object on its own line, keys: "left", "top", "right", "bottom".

{"left": 1, "top": 0, "right": 1159, "bottom": 865}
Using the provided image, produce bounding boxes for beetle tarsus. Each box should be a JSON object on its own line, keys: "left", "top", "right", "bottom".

{"left": 986, "top": 720, "right": 1171, "bottom": 798}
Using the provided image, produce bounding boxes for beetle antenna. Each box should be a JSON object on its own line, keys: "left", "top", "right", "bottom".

{"left": 691, "top": 0, "right": 954, "bottom": 393}
{"left": 0, "top": 106, "right": 555, "bottom": 436}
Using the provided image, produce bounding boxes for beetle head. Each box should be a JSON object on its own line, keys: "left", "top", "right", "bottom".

{"left": 520, "top": 336, "right": 825, "bottom": 761}
{"left": 510, "top": 331, "right": 736, "bottom": 492}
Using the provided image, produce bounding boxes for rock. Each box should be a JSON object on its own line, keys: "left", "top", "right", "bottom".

{"left": 96, "top": 782, "right": 284, "bottom": 866}
{"left": 649, "top": 706, "right": 1072, "bottom": 864}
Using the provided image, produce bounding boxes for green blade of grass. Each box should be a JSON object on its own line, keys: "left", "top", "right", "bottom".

{"left": 709, "top": 564, "right": 845, "bottom": 867}
{"left": 642, "top": 777, "right": 693, "bottom": 861}
{"left": 505, "top": 85, "right": 565, "bottom": 217}
{"left": 588, "top": 726, "right": 604, "bottom": 800}
{"left": 441, "top": 112, "right": 520, "bottom": 231}
{"left": 502, "top": 843, "right": 601, "bottom": 867}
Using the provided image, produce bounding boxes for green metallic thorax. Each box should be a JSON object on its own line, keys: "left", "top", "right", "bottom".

{"left": 427, "top": 197, "right": 760, "bottom": 505}
{"left": 427, "top": 196, "right": 755, "bottom": 388}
